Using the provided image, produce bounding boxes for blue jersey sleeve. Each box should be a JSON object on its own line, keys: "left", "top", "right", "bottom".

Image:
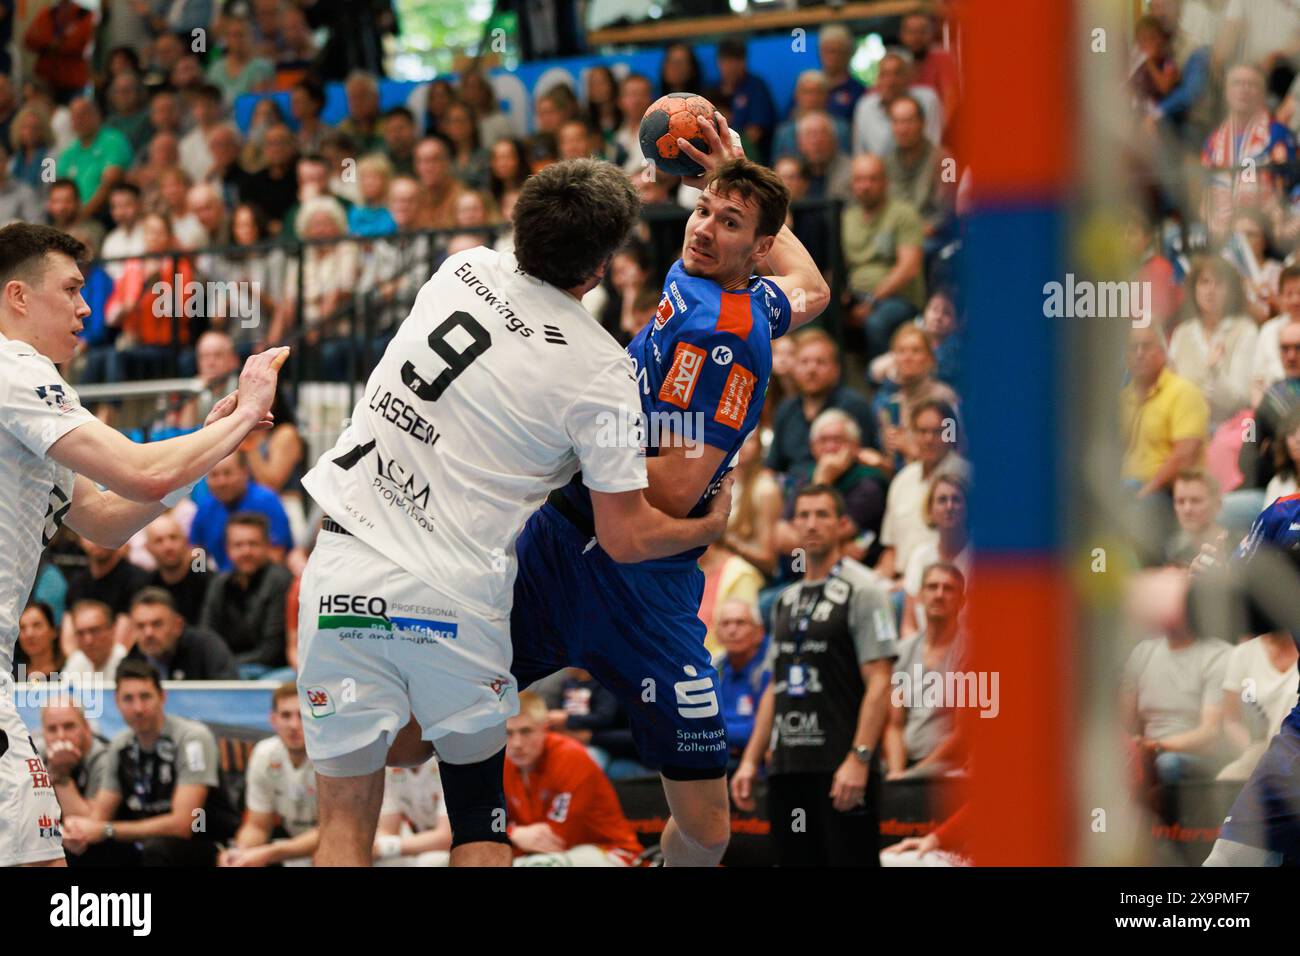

{"left": 753, "top": 276, "right": 793, "bottom": 340}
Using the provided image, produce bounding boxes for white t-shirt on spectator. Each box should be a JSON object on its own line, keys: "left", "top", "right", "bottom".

{"left": 100, "top": 222, "right": 146, "bottom": 278}
{"left": 853, "top": 87, "right": 943, "bottom": 157}
{"left": 381, "top": 761, "right": 447, "bottom": 833}
{"left": 1121, "top": 636, "right": 1231, "bottom": 741}
{"left": 179, "top": 126, "right": 216, "bottom": 186}
{"left": 880, "top": 453, "right": 970, "bottom": 576}
{"left": 62, "top": 643, "right": 128, "bottom": 685}
{"left": 1168, "top": 315, "right": 1257, "bottom": 427}
{"left": 1221, "top": 636, "right": 1297, "bottom": 744}
{"left": 244, "top": 734, "right": 318, "bottom": 858}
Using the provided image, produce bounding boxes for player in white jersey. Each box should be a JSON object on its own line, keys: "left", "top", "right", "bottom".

{"left": 296, "top": 159, "right": 731, "bottom": 866}
{"left": 374, "top": 760, "right": 451, "bottom": 865}
{"left": 0, "top": 223, "right": 286, "bottom": 867}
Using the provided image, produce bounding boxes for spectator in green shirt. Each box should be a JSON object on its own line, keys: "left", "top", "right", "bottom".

{"left": 841, "top": 153, "right": 926, "bottom": 359}
{"left": 58, "top": 97, "right": 134, "bottom": 222}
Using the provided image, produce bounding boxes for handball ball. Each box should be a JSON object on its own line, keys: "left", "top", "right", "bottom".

{"left": 639, "top": 92, "right": 717, "bottom": 177}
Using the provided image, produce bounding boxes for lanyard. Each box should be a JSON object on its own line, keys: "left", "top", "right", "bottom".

{"left": 790, "top": 560, "right": 841, "bottom": 663}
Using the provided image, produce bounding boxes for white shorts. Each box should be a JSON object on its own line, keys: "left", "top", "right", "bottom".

{"left": 297, "top": 529, "right": 518, "bottom": 777}
{"left": 0, "top": 686, "right": 64, "bottom": 866}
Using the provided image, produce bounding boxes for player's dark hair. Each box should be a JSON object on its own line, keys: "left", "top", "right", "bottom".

{"left": 130, "top": 587, "right": 177, "bottom": 614}
{"left": 115, "top": 658, "right": 164, "bottom": 693}
{"left": 0, "top": 222, "right": 87, "bottom": 289}
{"left": 702, "top": 158, "right": 790, "bottom": 240}
{"left": 512, "top": 158, "right": 640, "bottom": 290}
{"left": 227, "top": 511, "right": 270, "bottom": 541}
{"left": 793, "top": 482, "right": 847, "bottom": 517}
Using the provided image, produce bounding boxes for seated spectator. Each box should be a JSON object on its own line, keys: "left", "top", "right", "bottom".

{"left": 710, "top": 38, "right": 776, "bottom": 160}
{"left": 852, "top": 52, "right": 943, "bottom": 156}
{"left": 374, "top": 758, "right": 452, "bottom": 867}
{"left": 336, "top": 70, "right": 384, "bottom": 153}
{"left": 100, "top": 182, "right": 146, "bottom": 276}
{"left": 381, "top": 106, "right": 418, "bottom": 176}
{"left": 290, "top": 79, "right": 329, "bottom": 156}
{"left": 773, "top": 71, "right": 852, "bottom": 162}
{"left": 1123, "top": 208, "right": 1182, "bottom": 333}
{"left": 44, "top": 178, "right": 84, "bottom": 232}
{"left": 558, "top": 118, "right": 596, "bottom": 161}
{"left": 871, "top": 323, "right": 961, "bottom": 474}
{"left": 124, "top": 587, "right": 236, "bottom": 680}
{"left": 23, "top": 0, "right": 95, "bottom": 105}
{"left": 239, "top": 97, "right": 288, "bottom": 171}
{"left": 614, "top": 73, "right": 653, "bottom": 175}
{"left": 582, "top": 64, "right": 623, "bottom": 145}
{"left": 443, "top": 99, "right": 490, "bottom": 190}
{"left": 1168, "top": 256, "right": 1256, "bottom": 428}
{"left": 1164, "top": 468, "right": 1226, "bottom": 567}
{"left": 190, "top": 452, "right": 292, "bottom": 570}
{"left": 63, "top": 599, "right": 129, "bottom": 684}
{"left": 899, "top": 11, "right": 959, "bottom": 127}
{"left": 1120, "top": 626, "right": 1230, "bottom": 785}
{"left": 14, "top": 601, "right": 65, "bottom": 681}
{"left": 1129, "top": 14, "right": 1180, "bottom": 114}
{"left": 348, "top": 154, "right": 398, "bottom": 237}
{"left": 697, "top": 543, "right": 764, "bottom": 657}
{"left": 270, "top": 197, "right": 360, "bottom": 376}
{"left": 598, "top": 238, "right": 657, "bottom": 345}
{"left": 504, "top": 691, "right": 644, "bottom": 866}
{"left": 9, "top": 106, "right": 56, "bottom": 195}
{"left": 546, "top": 669, "right": 645, "bottom": 777}
{"left": 147, "top": 88, "right": 183, "bottom": 140}
{"left": 422, "top": 77, "right": 454, "bottom": 140}
{"left": 0, "top": 139, "right": 41, "bottom": 224}
{"left": 1201, "top": 64, "right": 1296, "bottom": 243}
{"left": 877, "top": 399, "right": 970, "bottom": 583}
{"left": 104, "top": 212, "right": 199, "bottom": 379}
{"left": 534, "top": 85, "right": 580, "bottom": 137}
{"left": 199, "top": 513, "right": 294, "bottom": 678}
{"left": 1120, "top": 326, "right": 1209, "bottom": 551}
{"left": 280, "top": 153, "right": 339, "bottom": 242}
{"left": 186, "top": 182, "right": 232, "bottom": 253}
{"left": 42, "top": 702, "right": 132, "bottom": 867}
{"left": 719, "top": 430, "right": 783, "bottom": 578}
{"left": 207, "top": 17, "right": 274, "bottom": 103}
{"left": 157, "top": 169, "right": 205, "bottom": 248}
{"left": 360, "top": 176, "right": 435, "bottom": 338}
{"left": 60, "top": 660, "right": 238, "bottom": 866}
{"left": 412, "top": 136, "right": 465, "bottom": 231}
{"left": 182, "top": 330, "right": 242, "bottom": 427}
{"left": 842, "top": 155, "right": 926, "bottom": 359}
{"left": 1265, "top": 409, "right": 1300, "bottom": 505}
{"left": 796, "top": 111, "right": 850, "bottom": 201}
{"left": 204, "top": 123, "right": 253, "bottom": 212}
{"left": 104, "top": 70, "right": 151, "bottom": 154}
{"left": 901, "top": 475, "right": 971, "bottom": 637}
{"left": 1218, "top": 631, "right": 1299, "bottom": 781}
{"left": 487, "top": 138, "right": 529, "bottom": 205}
{"left": 178, "top": 84, "right": 223, "bottom": 184}
{"left": 885, "top": 563, "right": 968, "bottom": 777}
{"left": 1251, "top": 265, "right": 1300, "bottom": 403}
{"left": 766, "top": 327, "right": 878, "bottom": 477}
{"left": 818, "top": 25, "right": 865, "bottom": 124}
{"left": 143, "top": 513, "right": 211, "bottom": 624}
{"left": 660, "top": 40, "right": 703, "bottom": 96}
{"left": 776, "top": 409, "right": 888, "bottom": 566}
{"left": 219, "top": 683, "right": 319, "bottom": 866}
{"left": 883, "top": 95, "right": 956, "bottom": 241}
{"left": 459, "top": 69, "right": 515, "bottom": 148}
{"left": 1227, "top": 208, "right": 1284, "bottom": 325}
{"left": 205, "top": 203, "right": 287, "bottom": 352}
{"left": 239, "top": 123, "right": 298, "bottom": 231}
{"left": 63, "top": 537, "right": 149, "bottom": 650}
{"left": 240, "top": 389, "right": 308, "bottom": 543}
{"left": 712, "top": 599, "right": 771, "bottom": 760}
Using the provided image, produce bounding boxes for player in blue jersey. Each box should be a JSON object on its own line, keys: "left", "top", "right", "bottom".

{"left": 507, "top": 116, "right": 830, "bottom": 865}
{"left": 1202, "top": 492, "right": 1300, "bottom": 865}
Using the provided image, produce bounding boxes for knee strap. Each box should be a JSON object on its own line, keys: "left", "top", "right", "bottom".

{"left": 439, "top": 746, "right": 510, "bottom": 848}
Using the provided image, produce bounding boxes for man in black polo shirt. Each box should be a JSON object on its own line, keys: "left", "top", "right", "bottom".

{"left": 766, "top": 328, "right": 878, "bottom": 477}
{"left": 732, "top": 483, "right": 898, "bottom": 866}
{"left": 59, "top": 660, "right": 238, "bottom": 866}
{"left": 199, "top": 513, "right": 293, "bottom": 679}
{"left": 124, "top": 588, "right": 236, "bottom": 680}
{"left": 144, "top": 513, "right": 212, "bottom": 625}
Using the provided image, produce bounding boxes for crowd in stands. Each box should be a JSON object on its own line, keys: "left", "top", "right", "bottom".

{"left": 11, "top": 4, "right": 984, "bottom": 865}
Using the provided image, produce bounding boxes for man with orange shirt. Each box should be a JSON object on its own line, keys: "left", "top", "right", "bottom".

{"left": 503, "top": 692, "right": 643, "bottom": 867}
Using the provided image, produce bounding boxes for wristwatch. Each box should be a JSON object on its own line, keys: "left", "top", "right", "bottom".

{"left": 102, "top": 822, "right": 115, "bottom": 841}
{"left": 851, "top": 745, "right": 873, "bottom": 765}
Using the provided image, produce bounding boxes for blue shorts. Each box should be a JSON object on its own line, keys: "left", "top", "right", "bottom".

{"left": 1219, "top": 706, "right": 1300, "bottom": 862}
{"left": 510, "top": 504, "right": 728, "bottom": 777}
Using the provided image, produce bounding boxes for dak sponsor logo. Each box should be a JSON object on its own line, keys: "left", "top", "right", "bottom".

{"left": 658, "top": 342, "right": 706, "bottom": 409}
{"left": 674, "top": 665, "right": 719, "bottom": 718}
{"left": 37, "top": 814, "right": 61, "bottom": 839}
{"left": 714, "top": 363, "right": 756, "bottom": 428}
{"left": 305, "top": 686, "right": 335, "bottom": 718}
{"left": 34, "top": 384, "right": 76, "bottom": 414}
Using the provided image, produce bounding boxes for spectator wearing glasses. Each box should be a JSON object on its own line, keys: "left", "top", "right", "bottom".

{"left": 62, "top": 600, "right": 129, "bottom": 684}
